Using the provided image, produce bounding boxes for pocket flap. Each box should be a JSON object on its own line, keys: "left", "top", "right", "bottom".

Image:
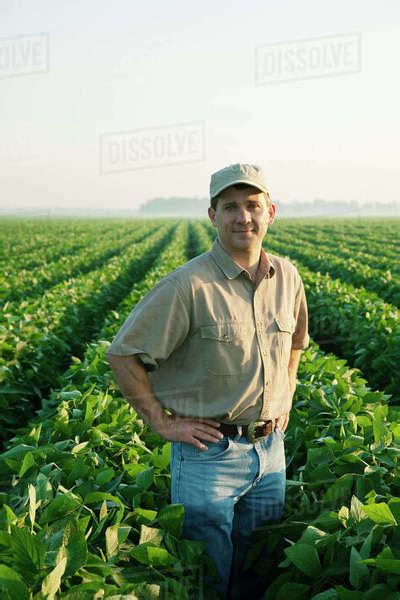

{"left": 200, "top": 324, "right": 233, "bottom": 342}
{"left": 275, "top": 317, "right": 296, "bottom": 334}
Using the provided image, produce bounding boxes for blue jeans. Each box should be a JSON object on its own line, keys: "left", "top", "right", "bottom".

{"left": 170, "top": 427, "right": 286, "bottom": 599}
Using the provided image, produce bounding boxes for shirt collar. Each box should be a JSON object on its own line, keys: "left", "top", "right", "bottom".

{"left": 210, "top": 236, "right": 275, "bottom": 280}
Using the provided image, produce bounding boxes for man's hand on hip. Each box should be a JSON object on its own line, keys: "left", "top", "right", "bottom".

{"left": 156, "top": 414, "right": 224, "bottom": 451}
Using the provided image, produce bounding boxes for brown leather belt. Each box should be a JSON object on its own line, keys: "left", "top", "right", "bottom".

{"left": 219, "top": 420, "right": 274, "bottom": 443}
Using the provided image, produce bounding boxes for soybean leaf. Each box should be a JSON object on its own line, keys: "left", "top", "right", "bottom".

{"left": 28, "top": 483, "right": 37, "bottom": 531}
{"left": 136, "top": 468, "right": 154, "bottom": 491}
{"left": 41, "top": 556, "right": 67, "bottom": 599}
{"left": 177, "top": 539, "right": 206, "bottom": 566}
{"left": 359, "top": 529, "right": 374, "bottom": 560}
{"left": 0, "top": 564, "right": 29, "bottom": 600}
{"left": 84, "top": 492, "right": 124, "bottom": 523}
{"left": 139, "top": 525, "right": 163, "bottom": 546}
{"left": 158, "top": 504, "right": 184, "bottom": 539}
{"left": 361, "top": 558, "right": 400, "bottom": 574}
{"left": 361, "top": 503, "right": 397, "bottom": 525}
{"left": 349, "top": 546, "right": 369, "bottom": 589}
{"left": 105, "top": 524, "right": 131, "bottom": 559}
{"left": 62, "top": 518, "right": 88, "bottom": 577}
{"left": 10, "top": 525, "right": 45, "bottom": 580}
{"left": 131, "top": 542, "right": 176, "bottom": 566}
{"left": 350, "top": 496, "right": 367, "bottom": 523}
{"left": 284, "top": 543, "right": 322, "bottom": 578}
{"left": 19, "top": 451, "right": 36, "bottom": 477}
{"left": 298, "top": 525, "right": 328, "bottom": 545}
{"left": 39, "top": 493, "right": 81, "bottom": 525}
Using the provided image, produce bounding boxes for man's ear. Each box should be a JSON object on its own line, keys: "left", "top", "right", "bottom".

{"left": 208, "top": 206, "right": 217, "bottom": 227}
{"left": 267, "top": 203, "right": 276, "bottom": 225}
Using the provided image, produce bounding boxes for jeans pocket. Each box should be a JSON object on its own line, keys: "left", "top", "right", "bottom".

{"left": 181, "top": 435, "right": 232, "bottom": 460}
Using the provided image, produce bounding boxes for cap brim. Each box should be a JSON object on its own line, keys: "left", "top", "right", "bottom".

{"left": 211, "top": 179, "right": 269, "bottom": 199}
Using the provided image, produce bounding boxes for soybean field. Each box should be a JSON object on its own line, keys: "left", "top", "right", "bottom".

{"left": 0, "top": 217, "right": 400, "bottom": 600}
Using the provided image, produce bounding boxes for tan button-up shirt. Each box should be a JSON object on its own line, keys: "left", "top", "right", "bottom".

{"left": 106, "top": 237, "right": 309, "bottom": 424}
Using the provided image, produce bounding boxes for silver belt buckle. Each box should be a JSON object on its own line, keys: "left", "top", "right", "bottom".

{"left": 246, "top": 420, "right": 267, "bottom": 443}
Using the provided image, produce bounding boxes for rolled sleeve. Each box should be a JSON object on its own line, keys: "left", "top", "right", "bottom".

{"left": 291, "top": 276, "right": 309, "bottom": 350}
{"left": 106, "top": 277, "right": 190, "bottom": 371}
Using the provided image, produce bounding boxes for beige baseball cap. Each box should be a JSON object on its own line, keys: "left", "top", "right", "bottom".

{"left": 210, "top": 163, "right": 269, "bottom": 199}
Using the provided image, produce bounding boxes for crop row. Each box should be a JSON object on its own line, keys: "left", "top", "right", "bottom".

{"left": 187, "top": 220, "right": 214, "bottom": 258}
{"left": 1, "top": 221, "right": 399, "bottom": 598}
{"left": 272, "top": 228, "right": 400, "bottom": 276}
{"left": 253, "top": 343, "right": 400, "bottom": 599}
{"left": 277, "top": 219, "right": 399, "bottom": 243}
{"left": 271, "top": 221, "right": 399, "bottom": 262}
{"left": 0, "top": 223, "right": 175, "bottom": 441}
{"left": 0, "top": 220, "right": 126, "bottom": 269}
{"left": 0, "top": 221, "right": 194, "bottom": 599}
{"left": 265, "top": 235, "right": 400, "bottom": 307}
{"left": 270, "top": 225, "right": 399, "bottom": 272}
{"left": 286, "top": 261, "right": 399, "bottom": 402}
{"left": 1, "top": 222, "right": 156, "bottom": 304}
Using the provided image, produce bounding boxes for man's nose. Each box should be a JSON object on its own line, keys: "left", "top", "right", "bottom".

{"left": 236, "top": 207, "right": 252, "bottom": 223}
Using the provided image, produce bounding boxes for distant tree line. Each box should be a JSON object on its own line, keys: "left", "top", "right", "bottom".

{"left": 137, "top": 197, "right": 209, "bottom": 216}
{"left": 137, "top": 196, "right": 400, "bottom": 217}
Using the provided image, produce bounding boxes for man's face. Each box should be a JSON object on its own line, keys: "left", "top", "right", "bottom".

{"left": 208, "top": 186, "right": 276, "bottom": 256}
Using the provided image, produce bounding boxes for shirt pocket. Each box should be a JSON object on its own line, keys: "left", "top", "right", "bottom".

{"left": 200, "top": 322, "right": 252, "bottom": 375}
{"left": 274, "top": 316, "right": 296, "bottom": 364}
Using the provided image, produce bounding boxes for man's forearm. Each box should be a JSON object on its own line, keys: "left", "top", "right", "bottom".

{"left": 106, "top": 353, "right": 168, "bottom": 434}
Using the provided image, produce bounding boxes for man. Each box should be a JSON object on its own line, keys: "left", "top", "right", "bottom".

{"left": 106, "top": 163, "right": 309, "bottom": 600}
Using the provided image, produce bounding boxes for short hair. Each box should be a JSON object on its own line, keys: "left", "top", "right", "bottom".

{"left": 210, "top": 183, "right": 271, "bottom": 211}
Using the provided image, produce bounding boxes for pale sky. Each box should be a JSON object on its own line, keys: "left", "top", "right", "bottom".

{"left": 1, "top": 0, "right": 400, "bottom": 213}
